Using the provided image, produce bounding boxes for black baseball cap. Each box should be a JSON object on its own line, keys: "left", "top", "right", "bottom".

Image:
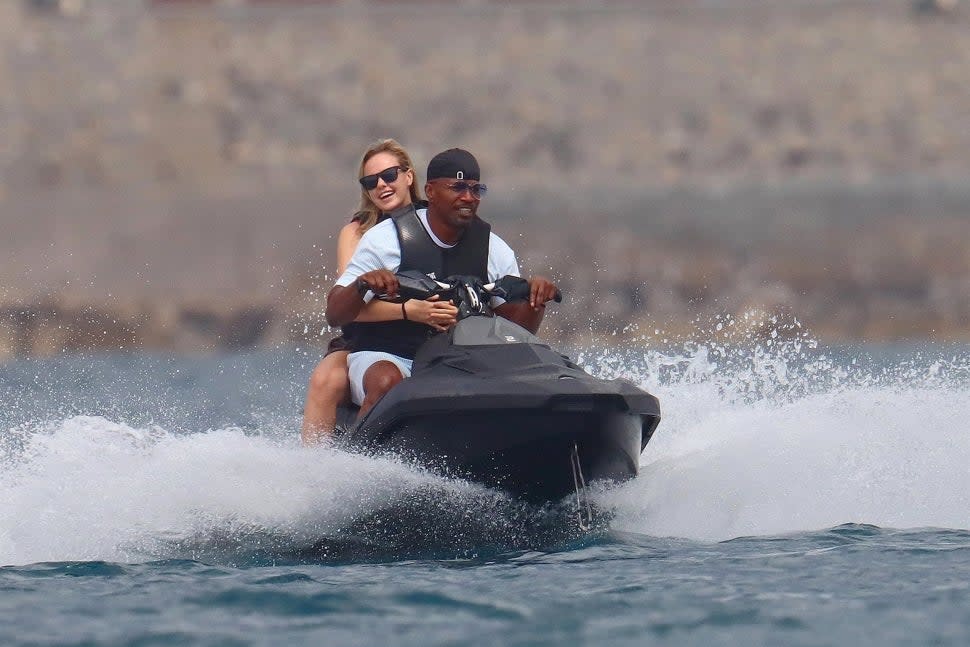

{"left": 426, "top": 148, "right": 480, "bottom": 182}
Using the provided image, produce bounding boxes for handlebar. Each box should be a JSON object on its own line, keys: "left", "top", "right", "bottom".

{"left": 483, "top": 277, "right": 562, "bottom": 304}
{"left": 364, "top": 271, "right": 561, "bottom": 319}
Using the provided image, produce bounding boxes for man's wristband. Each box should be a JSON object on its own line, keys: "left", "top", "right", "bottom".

{"left": 355, "top": 278, "right": 369, "bottom": 297}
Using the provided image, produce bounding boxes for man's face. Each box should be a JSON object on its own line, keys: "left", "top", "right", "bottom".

{"left": 426, "top": 179, "right": 485, "bottom": 231}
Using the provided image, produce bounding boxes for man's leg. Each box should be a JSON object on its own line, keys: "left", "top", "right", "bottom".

{"left": 359, "top": 361, "right": 405, "bottom": 418}
{"left": 347, "top": 351, "right": 413, "bottom": 419}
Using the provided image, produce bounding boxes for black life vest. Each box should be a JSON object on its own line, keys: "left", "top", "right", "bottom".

{"left": 346, "top": 205, "right": 491, "bottom": 359}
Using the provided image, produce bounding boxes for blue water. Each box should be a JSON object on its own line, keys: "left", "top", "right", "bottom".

{"left": 2, "top": 336, "right": 970, "bottom": 646}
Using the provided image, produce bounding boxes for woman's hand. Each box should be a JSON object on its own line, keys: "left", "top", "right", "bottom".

{"left": 405, "top": 295, "right": 458, "bottom": 332}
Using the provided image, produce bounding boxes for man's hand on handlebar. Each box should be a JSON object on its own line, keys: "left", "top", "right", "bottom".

{"left": 356, "top": 269, "right": 399, "bottom": 299}
{"left": 528, "top": 276, "right": 560, "bottom": 310}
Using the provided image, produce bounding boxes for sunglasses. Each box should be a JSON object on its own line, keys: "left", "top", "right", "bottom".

{"left": 359, "top": 166, "right": 406, "bottom": 191}
{"left": 441, "top": 181, "right": 488, "bottom": 199}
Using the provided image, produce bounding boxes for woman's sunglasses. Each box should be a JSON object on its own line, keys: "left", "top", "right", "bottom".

{"left": 359, "top": 166, "right": 406, "bottom": 191}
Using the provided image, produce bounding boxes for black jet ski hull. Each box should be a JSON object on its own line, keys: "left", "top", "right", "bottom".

{"left": 337, "top": 314, "right": 661, "bottom": 503}
{"left": 366, "top": 408, "right": 648, "bottom": 503}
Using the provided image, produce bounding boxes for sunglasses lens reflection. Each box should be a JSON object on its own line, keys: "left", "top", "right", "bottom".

{"left": 450, "top": 182, "right": 487, "bottom": 198}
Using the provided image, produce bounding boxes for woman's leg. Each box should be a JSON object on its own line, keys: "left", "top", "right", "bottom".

{"left": 301, "top": 350, "right": 350, "bottom": 445}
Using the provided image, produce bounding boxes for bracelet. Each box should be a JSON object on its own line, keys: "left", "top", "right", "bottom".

{"left": 402, "top": 301, "right": 408, "bottom": 320}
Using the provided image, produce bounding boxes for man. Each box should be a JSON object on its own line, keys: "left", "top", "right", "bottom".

{"left": 326, "top": 147, "right": 559, "bottom": 417}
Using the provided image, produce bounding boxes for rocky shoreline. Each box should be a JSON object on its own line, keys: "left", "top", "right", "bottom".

{"left": 4, "top": 178, "right": 970, "bottom": 362}
{"left": 2, "top": 1, "right": 969, "bottom": 359}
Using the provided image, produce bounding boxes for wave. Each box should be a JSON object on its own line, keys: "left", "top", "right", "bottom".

{"left": 0, "top": 417, "right": 600, "bottom": 566}
{"left": 593, "top": 335, "right": 970, "bottom": 542}
{"left": 2, "top": 336, "right": 969, "bottom": 564}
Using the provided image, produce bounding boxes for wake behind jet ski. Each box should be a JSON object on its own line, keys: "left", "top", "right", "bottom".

{"left": 336, "top": 271, "right": 661, "bottom": 504}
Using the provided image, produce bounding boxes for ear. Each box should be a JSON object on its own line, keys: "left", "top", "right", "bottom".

{"left": 405, "top": 168, "right": 414, "bottom": 187}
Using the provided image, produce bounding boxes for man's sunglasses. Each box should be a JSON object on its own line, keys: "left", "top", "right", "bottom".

{"left": 441, "top": 181, "right": 488, "bottom": 198}
{"left": 359, "top": 166, "right": 406, "bottom": 191}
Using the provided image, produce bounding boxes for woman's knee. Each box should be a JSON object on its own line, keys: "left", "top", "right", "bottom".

{"left": 308, "top": 358, "right": 349, "bottom": 398}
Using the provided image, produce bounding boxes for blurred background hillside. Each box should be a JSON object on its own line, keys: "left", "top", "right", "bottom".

{"left": 1, "top": 0, "right": 968, "bottom": 360}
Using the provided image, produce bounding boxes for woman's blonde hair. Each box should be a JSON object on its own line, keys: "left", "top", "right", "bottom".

{"left": 354, "top": 138, "right": 423, "bottom": 234}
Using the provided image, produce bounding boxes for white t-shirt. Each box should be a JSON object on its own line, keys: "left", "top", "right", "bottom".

{"left": 335, "top": 209, "right": 520, "bottom": 302}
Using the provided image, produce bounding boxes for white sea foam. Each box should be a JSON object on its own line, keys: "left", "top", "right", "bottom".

{"left": 598, "top": 339, "right": 970, "bottom": 542}
{"left": 0, "top": 416, "right": 478, "bottom": 565}
{"left": 2, "top": 338, "right": 969, "bottom": 564}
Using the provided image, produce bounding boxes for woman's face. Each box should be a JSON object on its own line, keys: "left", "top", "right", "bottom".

{"left": 361, "top": 151, "right": 413, "bottom": 213}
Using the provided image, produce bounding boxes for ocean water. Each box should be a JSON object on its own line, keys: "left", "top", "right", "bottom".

{"left": 2, "top": 332, "right": 970, "bottom": 646}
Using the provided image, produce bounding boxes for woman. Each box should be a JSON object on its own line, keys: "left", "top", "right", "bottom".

{"left": 301, "top": 139, "right": 456, "bottom": 445}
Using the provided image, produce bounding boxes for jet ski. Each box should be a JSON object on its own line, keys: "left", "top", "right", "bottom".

{"left": 336, "top": 271, "right": 661, "bottom": 504}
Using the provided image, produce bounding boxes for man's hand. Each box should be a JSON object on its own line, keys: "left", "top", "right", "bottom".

{"left": 494, "top": 275, "right": 560, "bottom": 334}
{"left": 357, "top": 269, "right": 399, "bottom": 299}
{"left": 326, "top": 269, "right": 400, "bottom": 328}
{"left": 528, "top": 276, "right": 559, "bottom": 310}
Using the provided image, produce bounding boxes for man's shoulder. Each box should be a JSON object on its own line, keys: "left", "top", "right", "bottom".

{"left": 488, "top": 230, "right": 515, "bottom": 254}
